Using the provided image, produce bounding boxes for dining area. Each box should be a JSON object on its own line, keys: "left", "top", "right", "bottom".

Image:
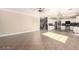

{"left": 48, "top": 19, "right": 79, "bottom": 31}
{"left": 40, "top": 16, "right": 79, "bottom": 36}
{"left": 39, "top": 8, "right": 79, "bottom": 33}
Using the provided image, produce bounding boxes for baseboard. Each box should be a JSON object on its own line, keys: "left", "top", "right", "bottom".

{"left": 0, "top": 29, "right": 40, "bottom": 37}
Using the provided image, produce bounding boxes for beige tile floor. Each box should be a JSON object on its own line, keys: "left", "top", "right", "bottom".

{"left": 0, "top": 31, "right": 79, "bottom": 50}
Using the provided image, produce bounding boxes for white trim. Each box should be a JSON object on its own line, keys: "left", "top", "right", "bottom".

{"left": 0, "top": 29, "right": 40, "bottom": 37}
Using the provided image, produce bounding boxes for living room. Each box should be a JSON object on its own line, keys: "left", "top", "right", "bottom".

{"left": 0, "top": 8, "right": 79, "bottom": 50}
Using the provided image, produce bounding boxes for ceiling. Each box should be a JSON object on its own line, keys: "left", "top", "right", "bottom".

{"left": 3, "top": 8, "right": 79, "bottom": 19}
{"left": 40, "top": 8, "right": 79, "bottom": 18}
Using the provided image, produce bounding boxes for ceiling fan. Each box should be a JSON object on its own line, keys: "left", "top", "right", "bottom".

{"left": 34, "top": 8, "right": 48, "bottom": 13}
{"left": 38, "top": 8, "right": 45, "bottom": 12}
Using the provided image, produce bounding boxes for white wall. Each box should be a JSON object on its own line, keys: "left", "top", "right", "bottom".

{"left": 76, "top": 16, "right": 79, "bottom": 22}
{"left": 0, "top": 9, "right": 40, "bottom": 35}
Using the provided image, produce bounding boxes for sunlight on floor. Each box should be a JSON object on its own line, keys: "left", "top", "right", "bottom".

{"left": 42, "top": 32, "right": 68, "bottom": 43}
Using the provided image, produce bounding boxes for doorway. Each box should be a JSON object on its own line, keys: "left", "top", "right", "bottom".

{"left": 40, "top": 17, "right": 48, "bottom": 30}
